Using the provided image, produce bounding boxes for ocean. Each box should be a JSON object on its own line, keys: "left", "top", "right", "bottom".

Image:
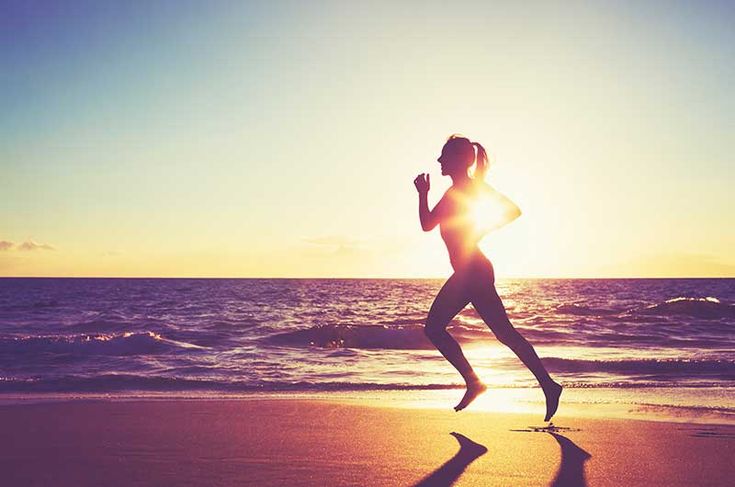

{"left": 1, "top": 277, "right": 733, "bottom": 420}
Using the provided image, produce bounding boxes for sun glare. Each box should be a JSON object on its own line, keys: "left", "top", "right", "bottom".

{"left": 470, "top": 191, "right": 511, "bottom": 236}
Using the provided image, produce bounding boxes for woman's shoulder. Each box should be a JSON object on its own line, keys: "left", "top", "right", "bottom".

{"left": 473, "top": 180, "right": 496, "bottom": 196}
{"left": 441, "top": 186, "right": 458, "bottom": 199}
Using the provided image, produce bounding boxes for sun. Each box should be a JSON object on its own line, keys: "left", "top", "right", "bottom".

{"left": 470, "top": 192, "right": 511, "bottom": 235}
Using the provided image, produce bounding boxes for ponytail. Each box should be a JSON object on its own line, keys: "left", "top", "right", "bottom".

{"left": 471, "top": 142, "right": 488, "bottom": 180}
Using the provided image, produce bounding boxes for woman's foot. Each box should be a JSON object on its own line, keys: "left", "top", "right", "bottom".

{"left": 543, "top": 381, "right": 563, "bottom": 422}
{"left": 454, "top": 379, "right": 487, "bottom": 412}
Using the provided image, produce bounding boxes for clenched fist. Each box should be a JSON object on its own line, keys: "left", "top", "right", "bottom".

{"left": 414, "top": 173, "right": 430, "bottom": 194}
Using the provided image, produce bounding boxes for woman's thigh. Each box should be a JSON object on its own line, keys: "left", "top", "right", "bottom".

{"left": 469, "top": 277, "right": 516, "bottom": 339}
{"left": 426, "top": 273, "right": 471, "bottom": 329}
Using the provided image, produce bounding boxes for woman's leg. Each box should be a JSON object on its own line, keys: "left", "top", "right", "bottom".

{"left": 470, "top": 282, "right": 562, "bottom": 421}
{"left": 425, "top": 274, "right": 487, "bottom": 411}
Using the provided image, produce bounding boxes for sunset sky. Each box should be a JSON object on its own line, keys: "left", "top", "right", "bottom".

{"left": 2, "top": 1, "right": 733, "bottom": 278}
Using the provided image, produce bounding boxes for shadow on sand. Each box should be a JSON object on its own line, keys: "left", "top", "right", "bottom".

{"left": 414, "top": 431, "right": 591, "bottom": 487}
{"left": 413, "top": 432, "right": 487, "bottom": 487}
{"left": 549, "top": 433, "right": 592, "bottom": 487}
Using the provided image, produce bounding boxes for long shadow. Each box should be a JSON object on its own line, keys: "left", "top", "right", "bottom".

{"left": 548, "top": 433, "right": 591, "bottom": 487}
{"left": 413, "top": 432, "right": 487, "bottom": 487}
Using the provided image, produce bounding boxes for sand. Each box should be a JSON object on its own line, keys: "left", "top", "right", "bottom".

{"left": 1, "top": 397, "right": 733, "bottom": 486}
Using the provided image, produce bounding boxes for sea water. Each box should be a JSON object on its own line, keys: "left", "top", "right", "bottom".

{"left": 1, "top": 278, "right": 733, "bottom": 421}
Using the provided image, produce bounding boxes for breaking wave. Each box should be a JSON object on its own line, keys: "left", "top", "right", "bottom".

{"left": 638, "top": 297, "right": 735, "bottom": 319}
{"left": 267, "top": 324, "right": 438, "bottom": 349}
{"left": 542, "top": 357, "right": 735, "bottom": 379}
{"left": 0, "top": 332, "right": 204, "bottom": 356}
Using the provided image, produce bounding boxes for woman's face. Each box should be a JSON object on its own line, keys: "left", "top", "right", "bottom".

{"left": 438, "top": 144, "right": 468, "bottom": 176}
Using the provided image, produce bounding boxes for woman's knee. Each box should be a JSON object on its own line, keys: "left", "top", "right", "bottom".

{"left": 493, "top": 324, "right": 523, "bottom": 346}
{"left": 424, "top": 325, "right": 440, "bottom": 341}
{"left": 424, "top": 316, "right": 448, "bottom": 340}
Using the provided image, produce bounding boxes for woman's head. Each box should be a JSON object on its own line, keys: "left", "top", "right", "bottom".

{"left": 438, "top": 135, "right": 488, "bottom": 180}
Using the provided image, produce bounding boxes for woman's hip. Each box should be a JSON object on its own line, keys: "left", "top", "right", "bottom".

{"left": 454, "top": 254, "right": 495, "bottom": 287}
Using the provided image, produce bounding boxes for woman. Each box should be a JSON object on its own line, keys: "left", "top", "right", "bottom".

{"left": 413, "top": 135, "right": 562, "bottom": 421}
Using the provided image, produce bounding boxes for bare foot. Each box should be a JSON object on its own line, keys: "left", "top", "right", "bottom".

{"left": 543, "top": 381, "right": 563, "bottom": 422}
{"left": 454, "top": 380, "right": 488, "bottom": 412}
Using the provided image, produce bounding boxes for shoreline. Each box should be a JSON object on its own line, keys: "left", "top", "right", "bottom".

{"left": 1, "top": 386, "right": 733, "bottom": 426}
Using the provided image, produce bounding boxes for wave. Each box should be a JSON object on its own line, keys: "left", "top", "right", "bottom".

{"left": 554, "top": 304, "right": 619, "bottom": 316}
{"left": 542, "top": 357, "right": 735, "bottom": 377}
{"left": 266, "top": 324, "right": 439, "bottom": 350}
{"left": 0, "top": 375, "right": 466, "bottom": 393}
{"left": 264, "top": 323, "right": 503, "bottom": 349}
{"left": 64, "top": 314, "right": 142, "bottom": 333}
{"left": 0, "top": 332, "right": 204, "bottom": 357}
{"left": 378, "top": 317, "right": 426, "bottom": 326}
{"left": 264, "top": 322, "right": 623, "bottom": 350}
{"left": 638, "top": 297, "right": 735, "bottom": 319}
{"left": 553, "top": 297, "right": 735, "bottom": 319}
{"left": 1, "top": 376, "right": 733, "bottom": 394}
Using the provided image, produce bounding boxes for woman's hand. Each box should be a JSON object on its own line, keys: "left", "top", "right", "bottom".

{"left": 414, "top": 173, "right": 430, "bottom": 194}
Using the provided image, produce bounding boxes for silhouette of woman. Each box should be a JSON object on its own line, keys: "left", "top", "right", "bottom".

{"left": 414, "top": 135, "right": 562, "bottom": 420}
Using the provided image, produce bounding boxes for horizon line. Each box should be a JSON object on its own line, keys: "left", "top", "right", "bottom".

{"left": 1, "top": 275, "right": 733, "bottom": 280}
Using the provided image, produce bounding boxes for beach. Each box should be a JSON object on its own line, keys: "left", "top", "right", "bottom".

{"left": 1, "top": 278, "right": 733, "bottom": 485}
{"left": 1, "top": 395, "right": 733, "bottom": 486}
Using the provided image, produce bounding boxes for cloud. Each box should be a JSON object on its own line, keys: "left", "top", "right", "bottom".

{"left": 17, "top": 240, "right": 55, "bottom": 251}
{"left": 0, "top": 241, "right": 13, "bottom": 251}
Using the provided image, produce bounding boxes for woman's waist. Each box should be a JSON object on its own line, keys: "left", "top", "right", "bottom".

{"left": 449, "top": 248, "right": 491, "bottom": 271}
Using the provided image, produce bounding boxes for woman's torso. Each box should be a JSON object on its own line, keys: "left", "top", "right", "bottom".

{"left": 439, "top": 183, "right": 489, "bottom": 272}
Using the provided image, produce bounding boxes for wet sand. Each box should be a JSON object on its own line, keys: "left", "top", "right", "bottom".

{"left": 1, "top": 397, "right": 733, "bottom": 486}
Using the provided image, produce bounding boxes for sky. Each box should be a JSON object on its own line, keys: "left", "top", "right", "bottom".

{"left": 1, "top": 0, "right": 733, "bottom": 278}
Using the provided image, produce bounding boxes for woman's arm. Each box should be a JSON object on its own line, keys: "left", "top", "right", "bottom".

{"left": 414, "top": 173, "right": 445, "bottom": 232}
{"left": 496, "top": 190, "right": 522, "bottom": 223}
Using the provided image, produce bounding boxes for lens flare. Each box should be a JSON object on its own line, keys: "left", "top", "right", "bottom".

{"left": 470, "top": 192, "right": 509, "bottom": 235}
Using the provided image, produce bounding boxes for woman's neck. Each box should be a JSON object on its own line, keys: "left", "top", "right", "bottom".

{"left": 451, "top": 172, "right": 472, "bottom": 188}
